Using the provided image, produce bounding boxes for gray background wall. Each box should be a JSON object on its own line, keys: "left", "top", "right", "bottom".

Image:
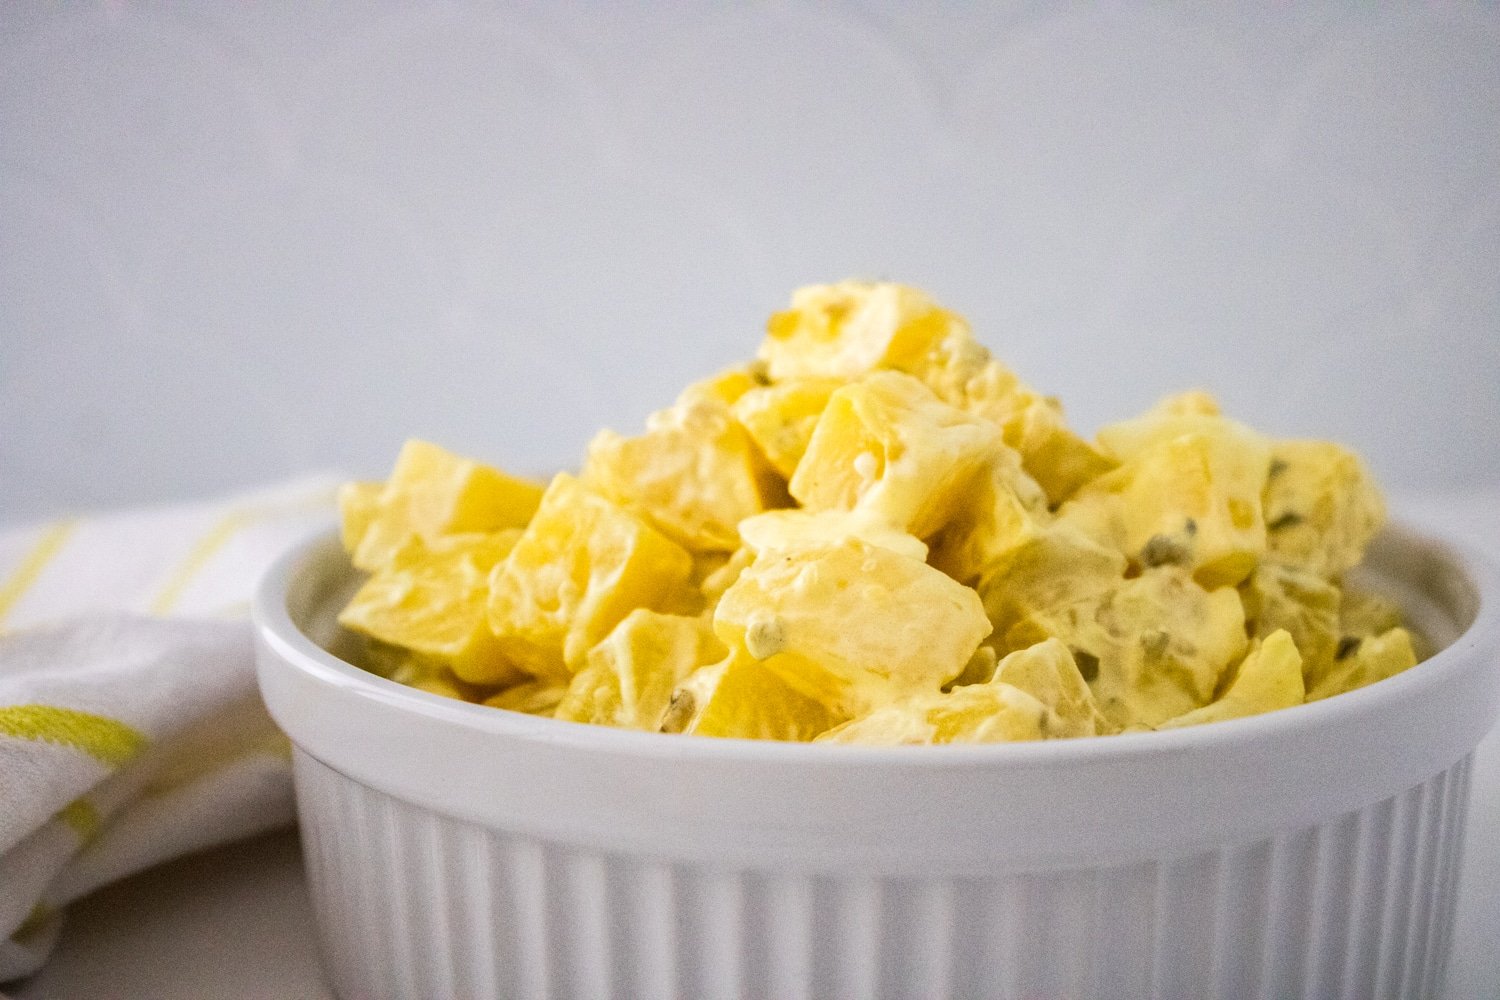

{"left": 3, "top": 3, "right": 1497, "bottom": 520}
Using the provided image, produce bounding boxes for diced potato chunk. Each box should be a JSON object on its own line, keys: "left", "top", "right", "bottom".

{"left": 821, "top": 664, "right": 1110, "bottom": 744}
{"left": 676, "top": 364, "right": 767, "bottom": 408}
{"left": 1052, "top": 489, "right": 1130, "bottom": 552}
{"left": 926, "top": 449, "right": 1048, "bottom": 587}
{"left": 731, "top": 377, "right": 843, "bottom": 479}
{"left": 555, "top": 610, "right": 723, "bottom": 730}
{"left": 405, "top": 673, "right": 473, "bottom": 702}
{"left": 1239, "top": 563, "right": 1341, "bottom": 681}
{"left": 759, "top": 281, "right": 1106, "bottom": 505}
{"left": 817, "top": 682, "right": 1056, "bottom": 745}
{"left": 346, "top": 440, "right": 544, "bottom": 572}
{"left": 758, "top": 281, "right": 966, "bottom": 381}
{"left": 1340, "top": 586, "right": 1405, "bottom": 640}
{"left": 375, "top": 648, "right": 485, "bottom": 702}
{"left": 1264, "top": 440, "right": 1385, "bottom": 576}
{"left": 584, "top": 398, "right": 780, "bottom": 553}
{"left": 488, "top": 473, "right": 694, "bottom": 681}
{"left": 972, "top": 522, "right": 1128, "bottom": 637}
{"left": 948, "top": 642, "right": 1001, "bottom": 688}
{"left": 338, "top": 531, "right": 523, "bottom": 685}
{"left": 957, "top": 360, "right": 1115, "bottom": 504}
{"left": 1080, "top": 416, "right": 1272, "bottom": 588}
{"left": 1306, "top": 627, "right": 1417, "bottom": 701}
{"left": 483, "top": 679, "right": 567, "bottom": 716}
{"left": 696, "top": 547, "right": 757, "bottom": 611}
{"left": 715, "top": 538, "right": 991, "bottom": 714}
{"left": 1005, "top": 567, "right": 1248, "bottom": 729}
{"left": 1157, "top": 630, "right": 1305, "bottom": 729}
{"left": 991, "top": 638, "right": 1114, "bottom": 737}
{"left": 1153, "top": 389, "right": 1222, "bottom": 419}
{"left": 738, "top": 508, "right": 928, "bottom": 562}
{"left": 1094, "top": 391, "right": 1234, "bottom": 461}
{"left": 790, "top": 371, "right": 1004, "bottom": 540}
{"left": 338, "top": 481, "right": 384, "bottom": 556}
{"left": 662, "top": 651, "right": 844, "bottom": 741}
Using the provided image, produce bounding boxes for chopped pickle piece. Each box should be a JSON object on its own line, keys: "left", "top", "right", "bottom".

{"left": 488, "top": 473, "right": 694, "bottom": 681}
{"left": 1157, "top": 630, "right": 1304, "bottom": 729}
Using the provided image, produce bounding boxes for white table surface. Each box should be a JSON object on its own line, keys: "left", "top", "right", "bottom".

{"left": 10, "top": 831, "right": 332, "bottom": 1000}
{"left": 7, "top": 493, "right": 1500, "bottom": 1000}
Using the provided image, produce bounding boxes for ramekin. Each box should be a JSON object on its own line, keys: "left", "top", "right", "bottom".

{"left": 254, "top": 524, "right": 1500, "bottom": 1000}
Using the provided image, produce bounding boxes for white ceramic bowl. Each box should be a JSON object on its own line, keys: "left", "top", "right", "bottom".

{"left": 255, "top": 525, "right": 1500, "bottom": 1000}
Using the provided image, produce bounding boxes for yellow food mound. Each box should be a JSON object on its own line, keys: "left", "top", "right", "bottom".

{"left": 336, "top": 280, "right": 1416, "bottom": 744}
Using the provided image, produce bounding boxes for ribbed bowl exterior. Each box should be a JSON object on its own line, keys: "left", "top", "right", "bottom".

{"left": 295, "top": 748, "right": 1473, "bottom": 1000}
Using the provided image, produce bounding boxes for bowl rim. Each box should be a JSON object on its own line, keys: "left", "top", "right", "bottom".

{"left": 254, "top": 520, "right": 1500, "bottom": 771}
{"left": 255, "top": 520, "right": 1500, "bottom": 869}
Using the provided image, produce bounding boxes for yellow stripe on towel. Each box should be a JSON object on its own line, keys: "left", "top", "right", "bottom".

{"left": 149, "top": 510, "right": 250, "bottom": 615}
{"left": 0, "top": 705, "right": 146, "bottom": 766}
{"left": 57, "top": 797, "right": 102, "bottom": 845}
{"left": 0, "top": 520, "right": 77, "bottom": 625}
{"left": 11, "top": 903, "right": 55, "bottom": 943}
{"left": 149, "top": 487, "right": 335, "bottom": 615}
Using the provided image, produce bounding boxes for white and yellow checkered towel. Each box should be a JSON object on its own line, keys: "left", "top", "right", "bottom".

{"left": 0, "top": 477, "right": 337, "bottom": 982}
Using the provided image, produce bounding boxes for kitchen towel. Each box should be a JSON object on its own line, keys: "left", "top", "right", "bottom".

{"left": 0, "top": 478, "right": 336, "bottom": 982}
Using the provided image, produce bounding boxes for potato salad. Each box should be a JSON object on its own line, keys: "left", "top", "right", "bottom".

{"left": 335, "top": 281, "right": 1418, "bottom": 744}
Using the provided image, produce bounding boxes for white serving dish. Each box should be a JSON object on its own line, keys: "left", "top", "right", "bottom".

{"left": 254, "top": 526, "right": 1500, "bottom": 1000}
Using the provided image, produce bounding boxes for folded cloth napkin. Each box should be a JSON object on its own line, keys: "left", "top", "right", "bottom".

{"left": 0, "top": 477, "right": 337, "bottom": 983}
